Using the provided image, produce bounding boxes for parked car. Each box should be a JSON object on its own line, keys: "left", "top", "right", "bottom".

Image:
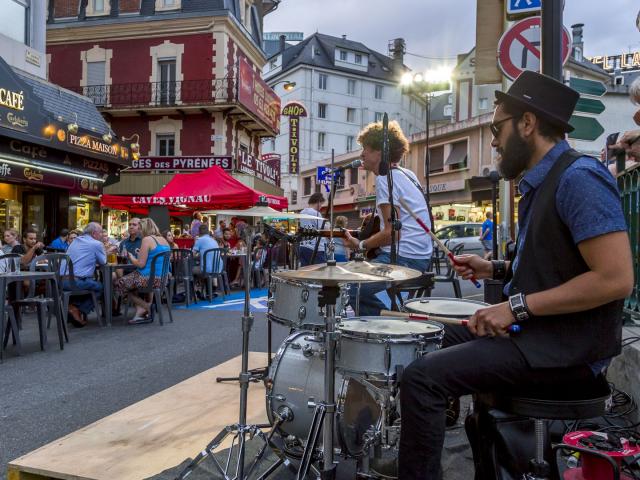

{"left": 434, "top": 222, "right": 485, "bottom": 256}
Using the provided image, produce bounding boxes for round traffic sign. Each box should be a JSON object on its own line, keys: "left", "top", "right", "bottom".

{"left": 497, "top": 16, "right": 571, "bottom": 81}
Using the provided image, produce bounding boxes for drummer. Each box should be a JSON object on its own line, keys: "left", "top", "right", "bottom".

{"left": 397, "top": 71, "right": 633, "bottom": 478}
{"left": 343, "top": 120, "right": 432, "bottom": 315}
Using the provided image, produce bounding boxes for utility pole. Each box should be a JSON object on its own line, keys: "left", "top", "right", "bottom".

{"left": 541, "top": 0, "right": 564, "bottom": 81}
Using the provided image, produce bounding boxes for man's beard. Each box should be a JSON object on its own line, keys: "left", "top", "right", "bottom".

{"left": 497, "top": 130, "right": 533, "bottom": 180}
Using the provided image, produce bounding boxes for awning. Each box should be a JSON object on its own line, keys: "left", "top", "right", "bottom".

{"left": 101, "top": 165, "right": 288, "bottom": 213}
{"left": 444, "top": 142, "right": 468, "bottom": 166}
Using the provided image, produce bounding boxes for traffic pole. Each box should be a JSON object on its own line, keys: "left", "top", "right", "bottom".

{"left": 541, "top": 0, "right": 564, "bottom": 81}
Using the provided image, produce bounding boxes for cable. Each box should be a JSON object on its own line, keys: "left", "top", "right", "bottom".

{"left": 405, "top": 51, "right": 458, "bottom": 61}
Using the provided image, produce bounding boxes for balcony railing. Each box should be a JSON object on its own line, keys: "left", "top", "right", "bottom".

{"left": 67, "top": 77, "right": 236, "bottom": 109}
{"left": 618, "top": 163, "right": 640, "bottom": 322}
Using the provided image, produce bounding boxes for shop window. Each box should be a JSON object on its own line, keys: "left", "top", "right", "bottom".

{"left": 303, "top": 177, "right": 312, "bottom": 196}
{"left": 350, "top": 166, "right": 359, "bottom": 185}
{"left": 445, "top": 140, "right": 468, "bottom": 171}
{"left": 0, "top": 0, "right": 27, "bottom": 44}
{"left": 157, "top": 134, "right": 175, "bottom": 156}
{"left": 429, "top": 145, "right": 444, "bottom": 174}
{"left": 347, "top": 79, "right": 356, "bottom": 95}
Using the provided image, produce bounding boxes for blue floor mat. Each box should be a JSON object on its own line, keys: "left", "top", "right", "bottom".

{"left": 173, "top": 288, "right": 270, "bottom": 312}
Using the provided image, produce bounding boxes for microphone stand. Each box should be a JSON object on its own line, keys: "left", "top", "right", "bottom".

{"left": 382, "top": 114, "right": 400, "bottom": 265}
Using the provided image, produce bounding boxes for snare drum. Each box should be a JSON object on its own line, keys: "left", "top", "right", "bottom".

{"left": 403, "top": 297, "right": 489, "bottom": 319}
{"left": 336, "top": 317, "right": 444, "bottom": 381}
{"left": 268, "top": 276, "right": 348, "bottom": 329}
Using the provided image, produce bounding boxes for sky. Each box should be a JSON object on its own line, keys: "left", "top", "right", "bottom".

{"left": 263, "top": 0, "right": 640, "bottom": 73}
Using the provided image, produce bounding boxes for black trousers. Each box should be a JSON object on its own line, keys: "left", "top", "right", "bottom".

{"left": 398, "top": 325, "right": 595, "bottom": 479}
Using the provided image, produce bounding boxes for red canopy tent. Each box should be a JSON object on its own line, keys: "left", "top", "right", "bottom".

{"left": 101, "top": 165, "right": 288, "bottom": 213}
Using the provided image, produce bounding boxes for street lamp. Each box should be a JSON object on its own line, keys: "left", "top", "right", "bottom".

{"left": 271, "top": 80, "right": 296, "bottom": 91}
{"left": 401, "top": 67, "right": 452, "bottom": 220}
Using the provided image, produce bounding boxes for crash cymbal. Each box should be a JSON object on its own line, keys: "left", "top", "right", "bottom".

{"left": 205, "top": 205, "right": 327, "bottom": 221}
{"left": 274, "top": 260, "right": 422, "bottom": 285}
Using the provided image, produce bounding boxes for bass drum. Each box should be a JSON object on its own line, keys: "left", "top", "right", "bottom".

{"left": 266, "top": 330, "right": 384, "bottom": 458}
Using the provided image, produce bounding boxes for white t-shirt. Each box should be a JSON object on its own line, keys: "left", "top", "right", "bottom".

{"left": 299, "top": 207, "right": 328, "bottom": 250}
{"left": 375, "top": 167, "right": 433, "bottom": 259}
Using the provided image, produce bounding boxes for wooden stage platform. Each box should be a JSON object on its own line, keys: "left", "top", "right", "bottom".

{"left": 8, "top": 353, "right": 269, "bottom": 480}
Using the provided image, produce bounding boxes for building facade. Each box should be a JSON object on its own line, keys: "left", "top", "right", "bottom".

{"left": 262, "top": 34, "right": 426, "bottom": 211}
{"left": 0, "top": 0, "right": 133, "bottom": 240}
{"left": 46, "top": 0, "right": 283, "bottom": 234}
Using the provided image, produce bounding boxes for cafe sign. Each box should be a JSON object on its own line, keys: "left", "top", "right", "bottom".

{"left": 128, "top": 155, "right": 233, "bottom": 172}
{"left": 236, "top": 150, "right": 281, "bottom": 187}
{"left": 281, "top": 101, "right": 308, "bottom": 175}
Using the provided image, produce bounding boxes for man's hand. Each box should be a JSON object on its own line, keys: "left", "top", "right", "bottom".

{"left": 34, "top": 242, "right": 44, "bottom": 250}
{"left": 468, "top": 302, "right": 515, "bottom": 337}
{"left": 343, "top": 229, "right": 360, "bottom": 249}
{"left": 452, "top": 254, "right": 493, "bottom": 280}
{"left": 614, "top": 130, "right": 640, "bottom": 161}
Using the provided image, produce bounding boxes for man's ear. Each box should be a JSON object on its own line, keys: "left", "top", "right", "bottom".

{"left": 520, "top": 112, "right": 538, "bottom": 137}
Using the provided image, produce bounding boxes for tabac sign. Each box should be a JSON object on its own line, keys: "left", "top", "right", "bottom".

{"left": 282, "top": 101, "right": 307, "bottom": 175}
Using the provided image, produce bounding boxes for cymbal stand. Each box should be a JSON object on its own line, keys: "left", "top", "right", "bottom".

{"left": 179, "top": 230, "right": 282, "bottom": 480}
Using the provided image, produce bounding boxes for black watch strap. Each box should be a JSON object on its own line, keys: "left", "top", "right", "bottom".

{"left": 492, "top": 260, "right": 506, "bottom": 280}
{"left": 508, "top": 292, "right": 531, "bottom": 322}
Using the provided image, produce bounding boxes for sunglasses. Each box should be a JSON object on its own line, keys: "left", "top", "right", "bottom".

{"left": 490, "top": 116, "right": 519, "bottom": 137}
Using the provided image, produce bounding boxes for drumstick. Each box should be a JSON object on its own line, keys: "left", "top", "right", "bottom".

{"left": 380, "top": 309, "right": 521, "bottom": 334}
{"left": 398, "top": 198, "right": 481, "bottom": 288}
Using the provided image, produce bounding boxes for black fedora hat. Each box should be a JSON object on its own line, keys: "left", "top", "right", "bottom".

{"left": 495, "top": 70, "right": 579, "bottom": 133}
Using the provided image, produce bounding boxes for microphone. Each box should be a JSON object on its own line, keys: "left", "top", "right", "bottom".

{"left": 325, "top": 158, "right": 362, "bottom": 174}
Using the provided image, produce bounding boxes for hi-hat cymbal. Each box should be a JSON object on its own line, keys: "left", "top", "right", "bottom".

{"left": 204, "top": 205, "right": 326, "bottom": 221}
{"left": 274, "top": 260, "right": 422, "bottom": 285}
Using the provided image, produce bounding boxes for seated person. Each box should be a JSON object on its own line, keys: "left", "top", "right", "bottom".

{"left": 114, "top": 218, "right": 170, "bottom": 324}
{"left": 48, "top": 228, "right": 70, "bottom": 251}
{"left": 192, "top": 224, "right": 223, "bottom": 295}
{"left": 13, "top": 228, "right": 45, "bottom": 269}
{"left": 2, "top": 228, "right": 20, "bottom": 254}
{"left": 62, "top": 223, "right": 106, "bottom": 327}
{"left": 118, "top": 217, "right": 142, "bottom": 257}
{"left": 162, "top": 229, "right": 178, "bottom": 249}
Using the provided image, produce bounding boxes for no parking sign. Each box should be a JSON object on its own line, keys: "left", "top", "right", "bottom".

{"left": 497, "top": 16, "right": 571, "bottom": 81}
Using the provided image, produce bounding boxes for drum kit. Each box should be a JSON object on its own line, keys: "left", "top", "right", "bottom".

{"left": 178, "top": 184, "right": 487, "bottom": 478}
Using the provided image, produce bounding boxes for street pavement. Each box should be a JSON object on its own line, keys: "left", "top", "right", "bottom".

{"left": 0, "top": 279, "right": 482, "bottom": 479}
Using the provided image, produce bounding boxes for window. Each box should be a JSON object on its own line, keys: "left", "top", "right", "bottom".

{"left": 615, "top": 76, "right": 624, "bottom": 86}
{"left": 291, "top": 190, "right": 298, "bottom": 204}
{"left": 317, "top": 132, "right": 326, "bottom": 151}
{"left": 336, "top": 173, "right": 345, "bottom": 189}
{"left": 347, "top": 79, "right": 356, "bottom": 95}
{"left": 479, "top": 97, "right": 488, "bottom": 110}
{"left": 346, "top": 136, "right": 355, "bottom": 152}
{"left": 374, "top": 112, "right": 383, "bottom": 122}
{"left": 304, "top": 177, "right": 312, "bottom": 196}
{"left": 374, "top": 84, "right": 384, "bottom": 99}
{"left": 317, "top": 103, "right": 327, "bottom": 119}
{"left": 86, "top": 61, "right": 106, "bottom": 105}
{"left": 318, "top": 73, "right": 327, "bottom": 90}
{"left": 93, "top": 0, "right": 105, "bottom": 12}
{"left": 164, "top": 0, "right": 176, "bottom": 5}
{"left": 429, "top": 145, "right": 445, "bottom": 174}
{"left": 445, "top": 140, "right": 468, "bottom": 171}
{"left": 269, "top": 59, "right": 277, "bottom": 70}
{"left": 349, "top": 166, "right": 359, "bottom": 185}
{"left": 158, "top": 59, "right": 177, "bottom": 105}
{"left": 346, "top": 108, "right": 356, "bottom": 123}
{"left": 315, "top": 183, "right": 321, "bottom": 194}
{"left": 0, "top": 0, "right": 27, "bottom": 44}
{"left": 355, "top": 53, "right": 362, "bottom": 64}
{"left": 339, "top": 50, "right": 347, "bottom": 61}
{"left": 157, "top": 134, "right": 175, "bottom": 156}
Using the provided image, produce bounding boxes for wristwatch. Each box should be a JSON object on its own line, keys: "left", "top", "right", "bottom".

{"left": 508, "top": 293, "right": 531, "bottom": 322}
{"left": 358, "top": 240, "right": 367, "bottom": 250}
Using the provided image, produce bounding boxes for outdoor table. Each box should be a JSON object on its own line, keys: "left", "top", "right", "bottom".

{"left": 100, "top": 263, "right": 137, "bottom": 327}
{"left": 175, "top": 238, "right": 194, "bottom": 249}
{"left": 0, "top": 271, "right": 63, "bottom": 360}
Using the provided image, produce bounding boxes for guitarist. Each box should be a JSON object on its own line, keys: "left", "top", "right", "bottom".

{"left": 343, "top": 120, "right": 433, "bottom": 316}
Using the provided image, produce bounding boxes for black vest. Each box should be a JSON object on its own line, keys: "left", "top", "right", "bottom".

{"left": 505, "top": 149, "right": 623, "bottom": 369}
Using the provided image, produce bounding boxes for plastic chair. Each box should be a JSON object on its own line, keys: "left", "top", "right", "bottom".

{"left": 169, "top": 249, "right": 198, "bottom": 307}
{"left": 125, "top": 251, "right": 173, "bottom": 325}
{"left": 0, "top": 254, "right": 22, "bottom": 358}
{"left": 386, "top": 272, "right": 435, "bottom": 312}
{"left": 59, "top": 255, "right": 103, "bottom": 326}
{"left": 196, "top": 248, "right": 229, "bottom": 302}
{"left": 433, "top": 243, "right": 464, "bottom": 298}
